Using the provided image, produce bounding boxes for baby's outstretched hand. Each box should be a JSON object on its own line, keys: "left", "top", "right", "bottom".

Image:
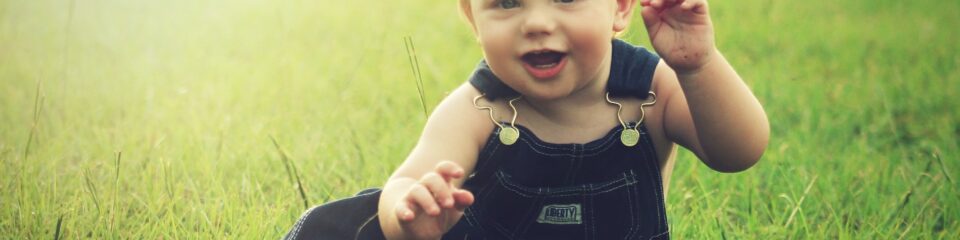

{"left": 640, "top": 0, "right": 717, "bottom": 74}
{"left": 393, "top": 161, "right": 474, "bottom": 239}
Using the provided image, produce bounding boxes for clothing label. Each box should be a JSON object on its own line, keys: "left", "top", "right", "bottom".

{"left": 536, "top": 204, "right": 582, "bottom": 224}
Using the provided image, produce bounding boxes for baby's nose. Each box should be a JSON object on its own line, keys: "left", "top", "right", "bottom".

{"left": 521, "top": 9, "right": 556, "bottom": 38}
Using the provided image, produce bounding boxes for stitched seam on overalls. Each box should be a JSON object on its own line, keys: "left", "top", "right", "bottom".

{"left": 354, "top": 213, "right": 379, "bottom": 240}
{"left": 560, "top": 145, "right": 576, "bottom": 184}
{"left": 588, "top": 192, "right": 596, "bottom": 239}
{"left": 514, "top": 137, "right": 615, "bottom": 158}
{"left": 580, "top": 128, "right": 622, "bottom": 153}
{"left": 497, "top": 171, "right": 635, "bottom": 197}
{"left": 498, "top": 171, "right": 629, "bottom": 195}
{"left": 463, "top": 207, "right": 486, "bottom": 235}
{"left": 516, "top": 138, "right": 579, "bottom": 157}
{"left": 566, "top": 145, "right": 584, "bottom": 184}
{"left": 493, "top": 122, "right": 596, "bottom": 153}
{"left": 521, "top": 136, "right": 575, "bottom": 151}
{"left": 494, "top": 172, "right": 538, "bottom": 198}
{"left": 639, "top": 126, "right": 666, "bottom": 234}
{"left": 474, "top": 129, "right": 503, "bottom": 177}
{"left": 578, "top": 147, "right": 589, "bottom": 240}
{"left": 624, "top": 171, "right": 641, "bottom": 240}
{"left": 509, "top": 126, "right": 623, "bottom": 158}
{"left": 520, "top": 127, "right": 621, "bottom": 154}
{"left": 287, "top": 206, "right": 318, "bottom": 240}
{"left": 648, "top": 229, "right": 670, "bottom": 239}
{"left": 469, "top": 131, "right": 502, "bottom": 203}
{"left": 507, "top": 123, "right": 619, "bottom": 154}
{"left": 463, "top": 139, "right": 503, "bottom": 240}
{"left": 512, "top": 127, "right": 621, "bottom": 158}
{"left": 582, "top": 137, "right": 620, "bottom": 157}
{"left": 467, "top": 161, "right": 504, "bottom": 233}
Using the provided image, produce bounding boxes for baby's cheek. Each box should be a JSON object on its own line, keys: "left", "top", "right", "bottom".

{"left": 565, "top": 18, "right": 614, "bottom": 53}
{"left": 571, "top": 32, "right": 611, "bottom": 72}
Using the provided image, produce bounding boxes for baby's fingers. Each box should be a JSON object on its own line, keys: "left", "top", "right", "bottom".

{"left": 680, "top": 0, "right": 708, "bottom": 14}
{"left": 434, "top": 161, "right": 465, "bottom": 181}
{"left": 420, "top": 172, "right": 455, "bottom": 209}
{"left": 650, "top": 0, "right": 677, "bottom": 9}
{"left": 394, "top": 199, "right": 419, "bottom": 222}
{"left": 402, "top": 184, "right": 441, "bottom": 220}
{"left": 452, "top": 189, "right": 475, "bottom": 211}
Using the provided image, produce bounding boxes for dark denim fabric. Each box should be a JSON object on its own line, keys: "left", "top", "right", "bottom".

{"left": 443, "top": 122, "right": 669, "bottom": 240}
{"left": 283, "top": 188, "right": 386, "bottom": 240}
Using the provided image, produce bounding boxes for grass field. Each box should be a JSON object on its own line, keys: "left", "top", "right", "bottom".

{"left": 1, "top": 0, "right": 958, "bottom": 238}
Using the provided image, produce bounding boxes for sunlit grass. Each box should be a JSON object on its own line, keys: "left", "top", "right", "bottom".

{"left": 1, "top": 0, "right": 957, "bottom": 238}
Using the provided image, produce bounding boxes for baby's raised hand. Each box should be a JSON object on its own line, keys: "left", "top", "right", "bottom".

{"left": 640, "top": 0, "right": 717, "bottom": 74}
{"left": 393, "top": 161, "right": 474, "bottom": 239}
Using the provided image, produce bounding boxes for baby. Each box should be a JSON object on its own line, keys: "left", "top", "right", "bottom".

{"left": 377, "top": 0, "right": 769, "bottom": 238}
{"left": 284, "top": 0, "right": 769, "bottom": 239}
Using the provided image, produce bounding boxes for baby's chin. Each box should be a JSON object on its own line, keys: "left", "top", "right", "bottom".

{"left": 491, "top": 66, "right": 589, "bottom": 100}
{"left": 513, "top": 84, "right": 580, "bottom": 102}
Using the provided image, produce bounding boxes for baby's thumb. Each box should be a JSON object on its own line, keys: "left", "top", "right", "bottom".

{"left": 452, "top": 189, "right": 474, "bottom": 211}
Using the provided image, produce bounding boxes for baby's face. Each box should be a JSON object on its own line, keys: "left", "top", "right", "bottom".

{"left": 462, "top": 0, "right": 631, "bottom": 100}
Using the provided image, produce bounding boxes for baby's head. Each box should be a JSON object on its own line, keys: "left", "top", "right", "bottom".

{"left": 459, "top": 0, "right": 637, "bottom": 100}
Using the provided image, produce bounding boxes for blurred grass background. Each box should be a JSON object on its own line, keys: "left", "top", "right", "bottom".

{"left": 1, "top": 0, "right": 957, "bottom": 238}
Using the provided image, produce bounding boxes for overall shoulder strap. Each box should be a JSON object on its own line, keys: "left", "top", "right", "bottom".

{"left": 468, "top": 60, "right": 519, "bottom": 100}
{"left": 608, "top": 39, "right": 660, "bottom": 99}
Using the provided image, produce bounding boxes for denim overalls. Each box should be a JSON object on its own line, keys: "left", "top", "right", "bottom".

{"left": 283, "top": 39, "right": 666, "bottom": 240}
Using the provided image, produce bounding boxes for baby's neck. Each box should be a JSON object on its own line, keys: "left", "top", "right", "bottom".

{"left": 520, "top": 75, "right": 612, "bottom": 128}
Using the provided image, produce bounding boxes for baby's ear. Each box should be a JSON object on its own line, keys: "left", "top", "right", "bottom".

{"left": 459, "top": 0, "right": 478, "bottom": 35}
{"left": 613, "top": 0, "right": 638, "bottom": 32}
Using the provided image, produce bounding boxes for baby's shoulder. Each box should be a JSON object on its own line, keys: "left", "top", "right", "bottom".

{"left": 426, "top": 83, "right": 500, "bottom": 148}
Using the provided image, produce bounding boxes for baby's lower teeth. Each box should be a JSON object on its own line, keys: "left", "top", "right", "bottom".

{"left": 534, "top": 63, "right": 557, "bottom": 68}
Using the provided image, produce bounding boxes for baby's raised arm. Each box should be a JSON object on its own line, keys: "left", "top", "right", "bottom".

{"left": 642, "top": 0, "right": 770, "bottom": 171}
{"left": 377, "top": 83, "right": 495, "bottom": 239}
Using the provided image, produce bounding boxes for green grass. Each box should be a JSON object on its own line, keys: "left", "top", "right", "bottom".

{"left": 1, "top": 0, "right": 957, "bottom": 238}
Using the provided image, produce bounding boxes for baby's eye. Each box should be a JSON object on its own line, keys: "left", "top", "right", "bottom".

{"left": 497, "top": 0, "right": 520, "bottom": 9}
{"left": 554, "top": 0, "right": 576, "bottom": 3}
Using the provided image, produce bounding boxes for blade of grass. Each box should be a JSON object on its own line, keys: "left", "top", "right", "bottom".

{"left": 784, "top": 175, "right": 817, "bottom": 228}
{"left": 896, "top": 178, "right": 942, "bottom": 240}
{"left": 886, "top": 156, "right": 934, "bottom": 226}
{"left": 82, "top": 168, "right": 102, "bottom": 215}
{"left": 715, "top": 217, "right": 727, "bottom": 240}
{"left": 24, "top": 79, "right": 44, "bottom": 161}
{"left": 162, "top": 157, "right": 174, "bottom": 199}
{"left": 404, "top": 36, "right": 429, "bottom": 119}
{"left": 113, "top": 151, "right": 121, "bottom": 233}
{"left": 931, "top": 149, "right": 952, "bottom": 184}
{"left": 270, "top": 135, "right": 310, "bottom": 210}
{"left": 18, "top": 79, "right": 45, "bottom": 233}
{"left": 115, "top": 152, "right": 121, "bottom": 183}
{"left": 272, "top": 136, "right": 295, "bottom": 185}
{"left": 53, "top": 214, "right": 63, "bottom": 240}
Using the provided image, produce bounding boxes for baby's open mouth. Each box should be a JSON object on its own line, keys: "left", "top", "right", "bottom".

{"left": 521, "top": 50, "right": 568, "bottom": 79}
{"left": 522, "top": 50, "right": 567, "bottom": 69}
